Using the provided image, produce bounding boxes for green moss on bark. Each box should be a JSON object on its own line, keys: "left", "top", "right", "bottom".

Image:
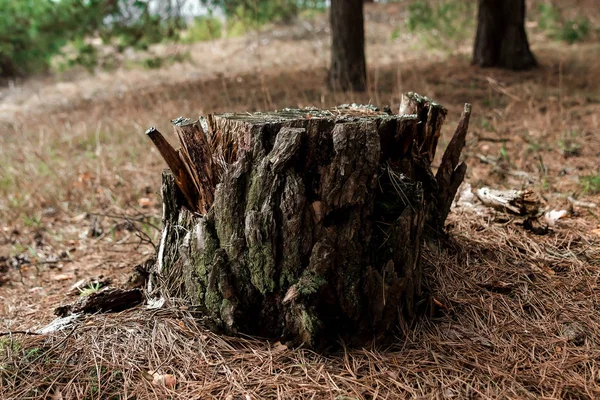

{"left": 150, "top": 101, "right": 470, "bottom": 349}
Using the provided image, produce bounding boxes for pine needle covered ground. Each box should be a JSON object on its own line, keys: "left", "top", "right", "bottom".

{"left": 1, "top": 2, "right": 599, "bottom": 399}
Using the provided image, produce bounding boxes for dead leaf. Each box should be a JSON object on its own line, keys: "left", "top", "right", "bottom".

{"left": 78, "top": 172, "right": 92, "bottom": 182}
{"left": 73, "top": 172, "right": 93, "bottom": 188}
{"left": 544, "top": 209, "right": 568, "bottom": 226}
{"left": 530, "top": 264, "right": 555, "bottom": 276}
{"left": 590, "top": 228, "right": 600, "bottom": 237}
{"left": 138, "top": 197, "right": 154, "bottom": 208}
{"left": 272, "top": 341, "right": 288, "bottom": 353}
{"left": 52, "top": 274, "right": 73, "bottom": 282}
{"left": 164, "top": 374, "right": 176, "bottom": 389}
{"left": 152, "top": 372, "right": 176, "bottom": 389}
{"left": 70, "top": 213, "right": 87, "bottom": 223}
{"left": 542, "top": 265, "right": 556, "bottom": 276}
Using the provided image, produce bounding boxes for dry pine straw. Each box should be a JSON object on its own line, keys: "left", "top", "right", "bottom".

{"left": 1, "top": 207, "right": 599, "bottom": 400}
{"left": 0, "top": 4, "right": 598, "bottom": 398}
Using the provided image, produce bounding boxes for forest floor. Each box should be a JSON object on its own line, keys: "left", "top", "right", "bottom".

{"left": 1, "top": 2, "right": 600, "bottom": 399}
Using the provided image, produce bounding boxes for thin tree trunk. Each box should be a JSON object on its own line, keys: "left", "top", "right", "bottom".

{"left": 329, "top": 0, "right": 367, "bottom": 91}
{"left": 473, "top": 0, "right": 537, "bottom": 70}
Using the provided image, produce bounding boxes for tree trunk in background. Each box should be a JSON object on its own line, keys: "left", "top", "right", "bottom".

{"left": 329, "top": 0, "right": 367, "bottom": 91}
{"left": 473, "top": 0, "right": 537, "bottom": 70}
{"left": 146, "top": 94, "right": 471, "bottom": 349}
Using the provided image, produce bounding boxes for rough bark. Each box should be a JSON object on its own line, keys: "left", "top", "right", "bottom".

{"left": 473, "top": 0, "right": 537, "bottom": 70}
{"left": 147, "top": 94, "right": 471, "bottom": 349}
{"left": 329, "top": 0, "right": 367, "bottom": 91}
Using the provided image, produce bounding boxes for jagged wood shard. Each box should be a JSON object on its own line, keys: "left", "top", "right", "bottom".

{"left": 146, "top": 96, "right": 471, "bottom": 349}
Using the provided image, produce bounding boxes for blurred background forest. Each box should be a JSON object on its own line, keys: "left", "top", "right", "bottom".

{"left": 0, "top": 0, "right": 597, "bottom": 77}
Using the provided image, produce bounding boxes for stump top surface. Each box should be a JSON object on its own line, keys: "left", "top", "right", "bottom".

{"left": 211, "top": 105, "right": 417, "bottom": 125}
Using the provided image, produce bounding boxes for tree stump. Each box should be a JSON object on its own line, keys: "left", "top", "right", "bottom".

{"left": 146, "top": 93, "right": 471, "bottom": 349}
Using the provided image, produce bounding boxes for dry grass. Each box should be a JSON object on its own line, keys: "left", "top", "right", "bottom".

{"left": 1, "top": 209, "right": 599, "bottom": 399}
{"left": 1, "top": 2, "right": 600, "bottom": 399}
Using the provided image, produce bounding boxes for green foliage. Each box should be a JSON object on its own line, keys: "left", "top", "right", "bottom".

{"left": 79, "top": 282, "right": 102, "bottom": 297}
{"left": 23, "top": 214, "right": 42, "bottom": 228}
{"left": 0, "top": 176, "right": 12, "bottom": 190}
{"left": 64, "top": 40, "right": 99, "bottom": 73}
{"left": 0, "top": 0, "right": 183, "bottom": 77}
{"left": 226, "top": 19, "right": 252, "bottom": 37}
{"left": 0, "top": 338, "right": 21, "bottom": 352}
{"left": 556, "top": 17, "right": 590, "bottom": 44}
{"left": 399, "top": 0, "right": 475, "bottom": 48}
{"left": 580, "top": 175, "right": 600, "bottom": 195}
{"left": 406, "top": 2, "right": 437, "bottom": 31}
{"left": 499, "top": 144, "right": 509, "bottom": 163}
{"left": 233, "top": 1, "right": 298, "bottom": 26}
{"left": 537, "top": 3, "right": 561, "bottom": 31}
{"left": 201, "top": 0, "right": 326, "bottom": 31}
{"left": 24, "top": 348, "right": 42, "bottom": 361}
{"left": 182, "top": 17, "right": 224, "bottom": 42}
{"left": 135, "top": 52, "right": 193, "bottom": 70}
{"left": 536, "top": 3, "right": 590, "bottom": 44}
{"left": 0, "top": 0, "right": 87, "bottom": 76}
{"left": 109, "top": 9, "right": 183, "bottom": 52}
{"left": 558, "top": 130, "right": 582, "bottom": 158}
{"left": 0, "top": 0, "right": 326, "bottom": 77}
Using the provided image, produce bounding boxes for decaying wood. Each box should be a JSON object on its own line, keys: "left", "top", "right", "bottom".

{"left": 0, "top": 257, "right": 8, "bottom": 286}
{"left": 55, "top": 287, "right": 143, "bottom": 317}
{"left": 125, "top": 258, "right": 153, "bottom": 289}
{"left": 475, "top": 187, "right": 542, "bottom": 216}
{"left": 435, "top": 103, "right": 471, "bottom": 226}
{"left": 172, "top": 118, "right": 216, "bottom": 214}
{"left": 399, "top": 92, "right": 447, "bottom": 163}
{"left": 146, "top": 94, "right": 471, "bottom": 349}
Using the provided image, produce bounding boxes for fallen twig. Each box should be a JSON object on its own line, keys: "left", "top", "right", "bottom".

{"left": 0, "top": 330, "right": 41, "bottom": 337}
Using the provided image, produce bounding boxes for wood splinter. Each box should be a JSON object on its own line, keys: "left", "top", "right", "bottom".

{"left": 145, "top": 127, "right": 199, "bottom": 213}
